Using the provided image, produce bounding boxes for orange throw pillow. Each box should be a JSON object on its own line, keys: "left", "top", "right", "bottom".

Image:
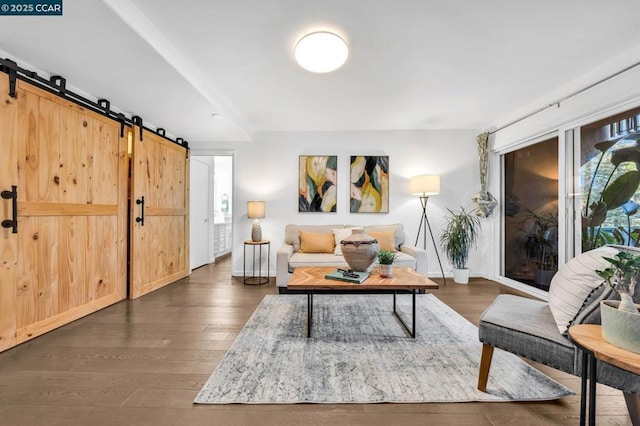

{"left": 299, "top": 230, "right": 335, "bottom": 253}
{"left": 366, "top": 230, "right": 397, "bottom": 252}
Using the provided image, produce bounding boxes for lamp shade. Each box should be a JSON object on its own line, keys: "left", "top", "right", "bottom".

{"left": 410, "top": 175, "right": 440, "bottom": 196}
{"left": 247, "top": 201, "right": 265, "bottom": 219}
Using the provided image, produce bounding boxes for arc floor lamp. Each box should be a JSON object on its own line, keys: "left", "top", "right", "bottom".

{"left": 410, "top": 175, "right": 446, "bottom": 284}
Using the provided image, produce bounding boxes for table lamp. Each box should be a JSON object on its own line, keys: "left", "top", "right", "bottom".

{"left": 247, "top": 201, "right": 265, "bottom": 242}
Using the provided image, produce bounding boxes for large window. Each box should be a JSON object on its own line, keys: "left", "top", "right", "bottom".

{"left": 579, "top": 108, "right": 640, "bottom": 251}
{"left": 503, "top": 137, "right": 559, "bottom": 291}
{"left": 500, "top": 106, "right": 640, "bottom": 294}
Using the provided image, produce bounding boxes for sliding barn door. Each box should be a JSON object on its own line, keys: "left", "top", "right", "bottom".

{"left": 129, "top": 127, "right": 189, "bottom": 299}
{"left": 0, "top": 78, "right": 128, "bottom": 351}
{"left": 0, "top": 76, "right": 18, "bottom": 350}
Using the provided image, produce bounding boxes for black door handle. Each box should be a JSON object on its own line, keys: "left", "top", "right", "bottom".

{"left": 135, "top": 196, "right": 145, "bottom": 226}
{"left": 1, "top": 185, "right": 17, "bottom": 234}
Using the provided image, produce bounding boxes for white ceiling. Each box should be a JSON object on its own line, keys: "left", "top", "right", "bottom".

{"left": 1, "top": 0, "right": 640, "bottom": 145}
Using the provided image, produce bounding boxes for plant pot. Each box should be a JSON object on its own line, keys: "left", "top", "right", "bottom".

{"left": 379, "top": 264, "right": 393, "bottom": 278}
{"left": 600, "top": 300, "right": 640, "bottom": 354}
{"left": 340, "top": 229, "right": 379, "bottom": 272}
{"left": 452, "top": 268, "right": 470, "bottom": 284}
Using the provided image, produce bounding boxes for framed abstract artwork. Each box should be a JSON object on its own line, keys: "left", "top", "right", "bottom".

{"left": 299, "top": 155, "right": 337, "bottom": 212}
{"left": 350, "top": 156, "right": 389, "bottom": 213}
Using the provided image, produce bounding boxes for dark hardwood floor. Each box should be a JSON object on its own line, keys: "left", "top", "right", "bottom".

{"left": 0, "top": 257, "right": 631, "bottom": 425}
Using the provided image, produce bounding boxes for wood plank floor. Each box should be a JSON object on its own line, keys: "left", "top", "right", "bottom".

{"left": 0, "top": 257, "right": 631, "bottom": 425}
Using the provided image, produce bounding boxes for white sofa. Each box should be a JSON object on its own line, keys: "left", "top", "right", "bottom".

{"left": 276, "top": 223, "right": 427, "bottom": 290}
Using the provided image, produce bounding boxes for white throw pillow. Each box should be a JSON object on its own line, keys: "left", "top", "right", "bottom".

{"left": 548, "top": 245, "right": 618, "bottom": 334}
{"left": 332, "top": 227, "right": 362, "bottom": 256}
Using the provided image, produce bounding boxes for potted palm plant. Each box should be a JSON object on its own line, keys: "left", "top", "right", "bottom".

{"left": 596, "top": 251, "right": 640, "bottom": 353}
{"left": 377, "top": 249, "right": 396, "bottom": 277}
{"left": 440, "top": 206, "right": 481, "bottom": 284}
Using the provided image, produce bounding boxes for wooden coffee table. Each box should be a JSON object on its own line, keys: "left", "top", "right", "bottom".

{"left": 287, "top": 266, "right": 439, "bottom": 338}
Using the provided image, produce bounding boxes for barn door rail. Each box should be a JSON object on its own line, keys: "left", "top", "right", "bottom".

{"left": 1, "top": 185, "right": 17, "bottom": 234}
{"left": 0, "top": 57, "right": 188, "bottom": 149}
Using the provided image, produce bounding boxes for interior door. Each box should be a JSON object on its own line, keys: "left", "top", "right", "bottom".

{"left": 130, "top": 127, "right": 189, "bottom": 299}
{"left": 189, "top": 158, "right": 210, "bottom": 269}
{"left": 0, "top": 77, "right": 128, "bottom": 351}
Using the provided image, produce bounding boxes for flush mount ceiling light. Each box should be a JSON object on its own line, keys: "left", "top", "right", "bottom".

{"left": 294, "top": 31, "right": 348, "bottom": 73}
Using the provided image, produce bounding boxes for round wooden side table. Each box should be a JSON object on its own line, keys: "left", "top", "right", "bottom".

{"left": 243, "top": 240, "right": 270, "bottom": 285}
{"left": 568, "top": 324, "right": 640, "bottom": 426}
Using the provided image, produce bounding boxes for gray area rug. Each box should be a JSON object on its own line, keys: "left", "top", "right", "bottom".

{"left": 194, "top": 294, "right": 573, "bottom": 404}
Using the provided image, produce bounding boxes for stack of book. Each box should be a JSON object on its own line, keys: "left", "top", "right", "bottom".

{"left": 324, "top": 269, "right": 369, "bottom": 284}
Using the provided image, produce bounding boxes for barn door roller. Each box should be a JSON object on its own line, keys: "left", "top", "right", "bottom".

{"left": 2, "top": 58, "right": 18, "bottom": 98}
{"left": 132, "top": 116, "right": 143, "bottom": 141}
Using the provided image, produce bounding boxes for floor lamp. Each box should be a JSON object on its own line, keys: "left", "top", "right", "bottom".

{"left": 410, "top": 175, "right": 446, "bottom": 284}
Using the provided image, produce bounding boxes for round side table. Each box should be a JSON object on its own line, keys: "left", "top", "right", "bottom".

{"left": 568, "top": 324, "right": 640, "bottom": 426}
{"left": 243, "top": 240, "right": 270, "bottom": 285}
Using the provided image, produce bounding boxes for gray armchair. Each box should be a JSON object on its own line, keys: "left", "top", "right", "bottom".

{"left": 477, "top": 247, "right": 640, "bottom": 423}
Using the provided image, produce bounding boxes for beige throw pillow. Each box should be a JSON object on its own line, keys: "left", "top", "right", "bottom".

{"left": 548, "top": 245, "right": 618, "bottom": 334}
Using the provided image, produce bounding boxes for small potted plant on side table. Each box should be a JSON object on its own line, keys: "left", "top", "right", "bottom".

{"left": 378, "top": 249, "right": 396, "bottom": 278}
{"left": 595, "top": 251, "right": 640, "bottom": 354}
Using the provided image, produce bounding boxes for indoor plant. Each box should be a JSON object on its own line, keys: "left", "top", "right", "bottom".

{"left": 377, "top": 249, "right": 396, "bottom": 278}
{"left": 595, "top": 251, "right": 640, "bottom": 353}
{"left": 522, "top": 209, "right": 558, "bottom": 288}
{"left": 440, "top": 206, "right": 481, "bottom": 284}
{"left": 582, "top": 139, "right": 640, "bottom": 252}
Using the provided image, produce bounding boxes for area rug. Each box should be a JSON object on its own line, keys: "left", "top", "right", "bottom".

{"left": 194, "top": 294, "right": 573, "bottom": 404}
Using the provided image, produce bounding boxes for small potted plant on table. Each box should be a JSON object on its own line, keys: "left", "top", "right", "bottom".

{"left": 596, "top": 251, "right": 640, "bottom": 354}
{"left": 377, "top": 249, "right": 396, "bottom": 278}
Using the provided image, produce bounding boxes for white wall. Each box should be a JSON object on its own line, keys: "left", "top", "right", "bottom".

{"left": 192, "top": 129, "right": 488, "bottom": 279}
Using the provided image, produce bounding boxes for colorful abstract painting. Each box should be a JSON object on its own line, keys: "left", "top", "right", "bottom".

{"left": 350, "top": 156, "right": 389, "bottom": 213}
{"left": 299, "top": 156, "right": 337, "bottom": 212}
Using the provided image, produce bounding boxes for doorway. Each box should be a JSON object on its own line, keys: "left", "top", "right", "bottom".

{"left": 190, "top": 158, "right": 210, "bottom": 269}
{"left": 189, "top": 155, "right": 234, "bottom": 271}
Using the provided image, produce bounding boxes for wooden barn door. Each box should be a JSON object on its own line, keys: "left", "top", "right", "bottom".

{"left": 129, "top": 127, "right": 189, "bottom": 299}
{"left": 0, "top": 76, "right": 19, "bottom": 350}
{"left": 0, "top": 78, "right": 128, "bottom": 351}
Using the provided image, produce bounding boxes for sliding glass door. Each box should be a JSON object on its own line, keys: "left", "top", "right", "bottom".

{"left": 503, "top": 137, "right": 559, "bottom": 291}
{"left": 500, "top": 105, "right": 640, "bottom": 294}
